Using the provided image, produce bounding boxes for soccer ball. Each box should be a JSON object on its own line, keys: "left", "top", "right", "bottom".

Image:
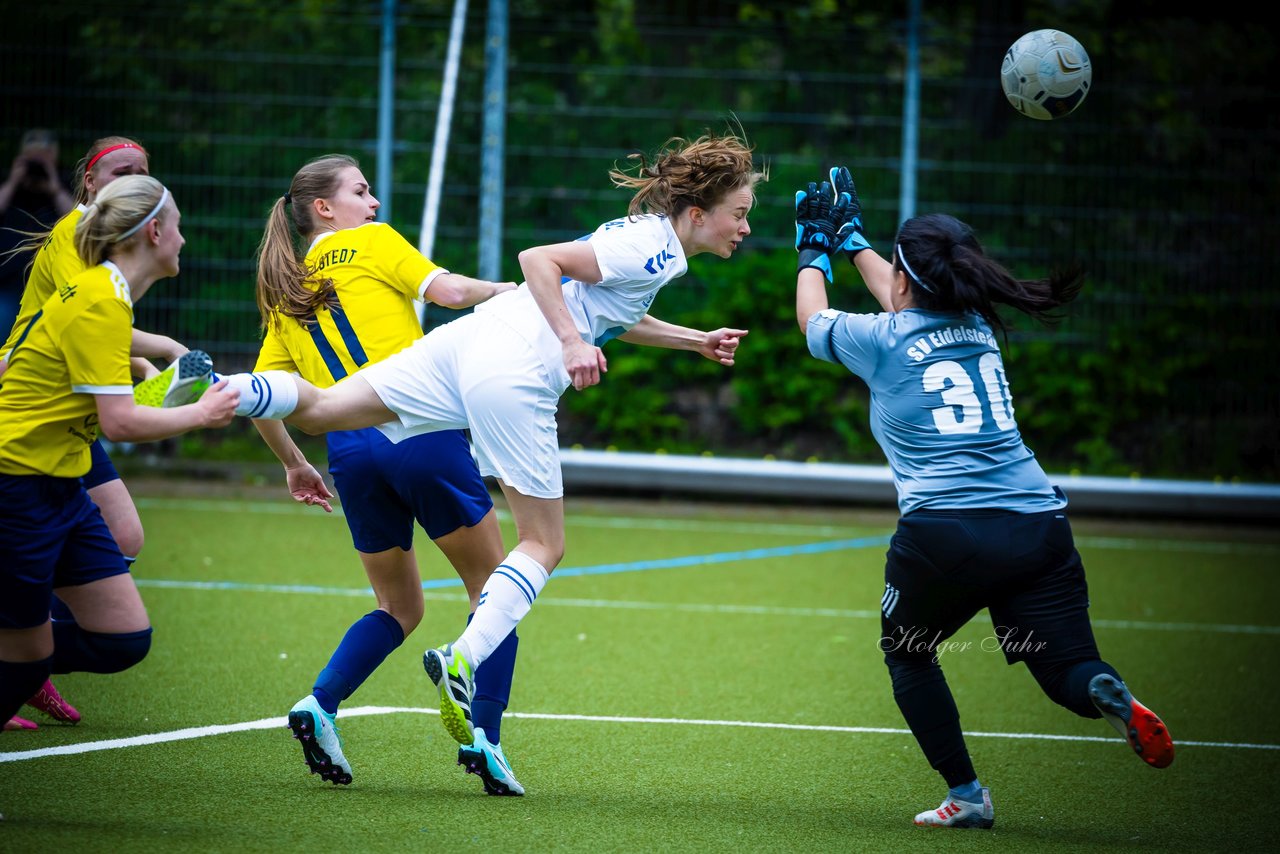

{"left": 1001, "top": 29, "right": 1092, "bottom": 120}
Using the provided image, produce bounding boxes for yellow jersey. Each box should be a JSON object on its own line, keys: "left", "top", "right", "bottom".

{"left": 1, "top": 205, "right": 87, "bottom": 361}
{"left": 253, "top": 223, "right": 442, "bottom": 386}
{"left": 0, "top": 262, "right": 134, "bottom": 477}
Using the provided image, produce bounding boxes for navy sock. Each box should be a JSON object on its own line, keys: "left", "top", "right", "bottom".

{"left": 313, "top": 609, "right": 404, "bottom": 715}
{"left": 51, "top": 625, "right": 152, "bottom": 674}
{"left": 472, "top": 620, "right": 519, "bottom": 744}
{"left": 0, "top": 656, "right": 53, "bottom": 723}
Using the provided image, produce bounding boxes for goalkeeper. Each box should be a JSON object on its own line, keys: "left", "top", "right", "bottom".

{"left": 792, "top": 169, "right": 1174, "bottom": 830}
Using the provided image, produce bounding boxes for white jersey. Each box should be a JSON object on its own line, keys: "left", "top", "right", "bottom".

{"left": 362, "top": 212, "right": 689, "bottom": 499}
{"left": 475, "top": 213, "right": 687, "bottom": 373}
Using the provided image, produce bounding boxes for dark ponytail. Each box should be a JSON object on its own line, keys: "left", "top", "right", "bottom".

{"left": 894, "top": 213, "right": 1083, "bottom": 336}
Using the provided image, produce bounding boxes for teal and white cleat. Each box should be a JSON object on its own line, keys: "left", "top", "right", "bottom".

{"left": 1089, "top": 673, "right": 1174, "bottom": 769}
{"left": 287, "top": 695, "right": 353, "bottom": 786}
{"left": 458, "top": 727, "right": 525, "bottom": 796}
{"left": 423, "top": 644, "right": 475, "bottom": 746}
{"left": 133, "top": 350, "right": 214, "bottom": 407}
{"left": 914, "top": 788, "right": 994, "bottom": 829}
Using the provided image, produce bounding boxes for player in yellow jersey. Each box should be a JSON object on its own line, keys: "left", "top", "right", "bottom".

{"left": 247, "top": 154, "right": 525, "bottom": 793}
{"left": 0, "top": 175, "right": 237, "bottom": 731}
{"left": 0, "top": 136, "right": 206, "bottom": 730}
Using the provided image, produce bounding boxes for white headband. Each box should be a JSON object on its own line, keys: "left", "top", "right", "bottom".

{"left": 896, "top": 242, "right": 936, "bottom": 294}
{"left": 117, "top": 188, "right": 170, "bottom": 242}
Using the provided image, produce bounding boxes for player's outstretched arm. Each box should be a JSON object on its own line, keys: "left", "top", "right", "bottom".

{"left": 828, "top": 165, "right": 896, "bottom": 311}
{"left": 131, "top": 328, "right": 188, "bottom": 363}
{"left": 618, "top": 314, "right": 748, "bottom": 366}
{"left": 252, "top": 418, "right": 334, "bottom": 512}
{"left": 854, "top": 248, "right": 897, "bottom": 313}
{"left": 794, "top": 180, "right": 840, "bottom": 284}
{"left": 794, "top": 179, "right": 846, "bottom": 331}
{"left": 96, "top": 380, "right": 237, "bottom": 443}
{"left": 423, "top": 272, "right": 517, "bottom": 310}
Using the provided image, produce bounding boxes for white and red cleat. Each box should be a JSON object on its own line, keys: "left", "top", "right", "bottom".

{"left": 914, "top": 787, "right": 995, "bottom": 829}
{"left": 1089, "top": 673, "right": 1174, "bottom": 769}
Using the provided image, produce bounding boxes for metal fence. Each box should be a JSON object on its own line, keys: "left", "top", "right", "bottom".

{"left": 3, "top": 1, "right": 1276, "bottom": 479}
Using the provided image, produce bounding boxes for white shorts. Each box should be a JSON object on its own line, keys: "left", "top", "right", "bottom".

{"left": 359, "top": 311, "right": 572, "bottom": 499}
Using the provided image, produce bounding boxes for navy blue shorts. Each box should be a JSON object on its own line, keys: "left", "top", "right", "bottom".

{"left": 879, "top": 507, "right": 1101, "bottom": 668}
{"left": 0, "top": 473, "right": 128, "bottom": 629}
{"left": 80, "top": 439, "right": 121, "bottom": 490}
{"left": 326, "top": 427, "right": 493, "bottom": 553}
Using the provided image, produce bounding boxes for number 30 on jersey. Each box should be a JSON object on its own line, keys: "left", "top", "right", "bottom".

{"left": 922, "top": 353, "right": 1015, "bottom": 434}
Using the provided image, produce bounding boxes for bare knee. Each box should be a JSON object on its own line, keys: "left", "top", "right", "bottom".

{"left": 516, "top": 536, "right": 564, "bottom": 572}
{"left": 382, "top": 600, "right": 423, "bottom": 637}
{"left": 112, "top": 521, "right": 144, "bottom": 559}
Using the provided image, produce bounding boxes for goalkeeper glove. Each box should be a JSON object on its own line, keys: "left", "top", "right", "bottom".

{"left": 795, "top": 181, "right": 839, "bottom": 282}
{"left": 829, "top": 165, "right": 872, "bottom": 262}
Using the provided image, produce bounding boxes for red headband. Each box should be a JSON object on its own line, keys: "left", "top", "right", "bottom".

{"left": 85, "top": 143, "right": 145, "bottom": 175}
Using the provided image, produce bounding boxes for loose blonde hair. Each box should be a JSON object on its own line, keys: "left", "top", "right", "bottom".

{"left": 608, "top": 130, "right": 767, "bottom": 219}
{"left": 254, "top": 154, "right": 358, "bottom": 329}
{"left": 74, "top": 174, "right": 170, "bottom": 267}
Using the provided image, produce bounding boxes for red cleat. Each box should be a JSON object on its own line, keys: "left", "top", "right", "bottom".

{"left": 26, "top": 679, "right": 81, "bottom": 724}
{"left": 1089, "top": 673, "right": 1174, "bottom": 769}
{"left": 4, "top": 715, "right": 38, "bottom": 731}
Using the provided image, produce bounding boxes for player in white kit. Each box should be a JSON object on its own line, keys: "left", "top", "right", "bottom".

{"left": 213, "top": 130, "right": 765, "bottom": 757}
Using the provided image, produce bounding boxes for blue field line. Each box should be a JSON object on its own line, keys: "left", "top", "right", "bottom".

{"left": 550, "top": 535, "right": 891, "bottom": 580}
{"left": 133, "top": 497, "right": 1280, "bottom": 553}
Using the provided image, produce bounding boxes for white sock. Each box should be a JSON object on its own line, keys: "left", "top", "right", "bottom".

{"left": 215, "top": 371, "right": 299, "bottom": 419}
{"left": 457, "top": 550, "right": 549, "bottom": 668}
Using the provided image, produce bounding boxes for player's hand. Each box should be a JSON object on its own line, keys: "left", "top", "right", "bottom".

{"left": 563, "top": 337, "right": 608, "bottom": 391}
{"left": 196, "top": 379, "right": 238, "bottom": 427}
{"left": 700, "top": 327, "right": 749, "bottom": 366}
{"left": 286, "top": 463, "right": 334, "bottom": 513}
{"left": 829, "top": 166, "right": 872, "bottom": 262}
{"left": 794, "top": 181, "right": 839, "bottom": 282}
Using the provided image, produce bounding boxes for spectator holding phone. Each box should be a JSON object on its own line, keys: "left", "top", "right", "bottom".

{"left": 0, "top": 129, "right": 75, "bottom": 333}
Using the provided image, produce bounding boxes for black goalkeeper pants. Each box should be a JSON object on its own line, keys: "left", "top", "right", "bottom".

{"left": 879, "top": 506, "right": 1119, "bottom": 787}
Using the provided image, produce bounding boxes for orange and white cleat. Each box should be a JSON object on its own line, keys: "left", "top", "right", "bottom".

{"left": 1089, "top": 673, "right": 1174, "bottom": 769}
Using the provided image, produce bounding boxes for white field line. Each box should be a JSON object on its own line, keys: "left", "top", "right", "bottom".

{"left": 2, "top": 705, "right": 1276, "bottom": 764}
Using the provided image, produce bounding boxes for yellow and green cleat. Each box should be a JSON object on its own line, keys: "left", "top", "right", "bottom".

{"left": 423, "top": 643, "right": 475, "bottom": 746}
{"left": 133, "top": 350, "right": 215, "bottom": 408}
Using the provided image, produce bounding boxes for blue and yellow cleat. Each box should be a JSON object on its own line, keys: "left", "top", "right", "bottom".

{"left": 458, "top": 727, "right": 525, "bottom": 796}
{"left": 133, "top": 350, "right": 214, "bottom": 408}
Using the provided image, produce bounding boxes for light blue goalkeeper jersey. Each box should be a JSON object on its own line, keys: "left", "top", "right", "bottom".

{"left": 806, "top": 307, "right": 1065, "bottom": 515}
